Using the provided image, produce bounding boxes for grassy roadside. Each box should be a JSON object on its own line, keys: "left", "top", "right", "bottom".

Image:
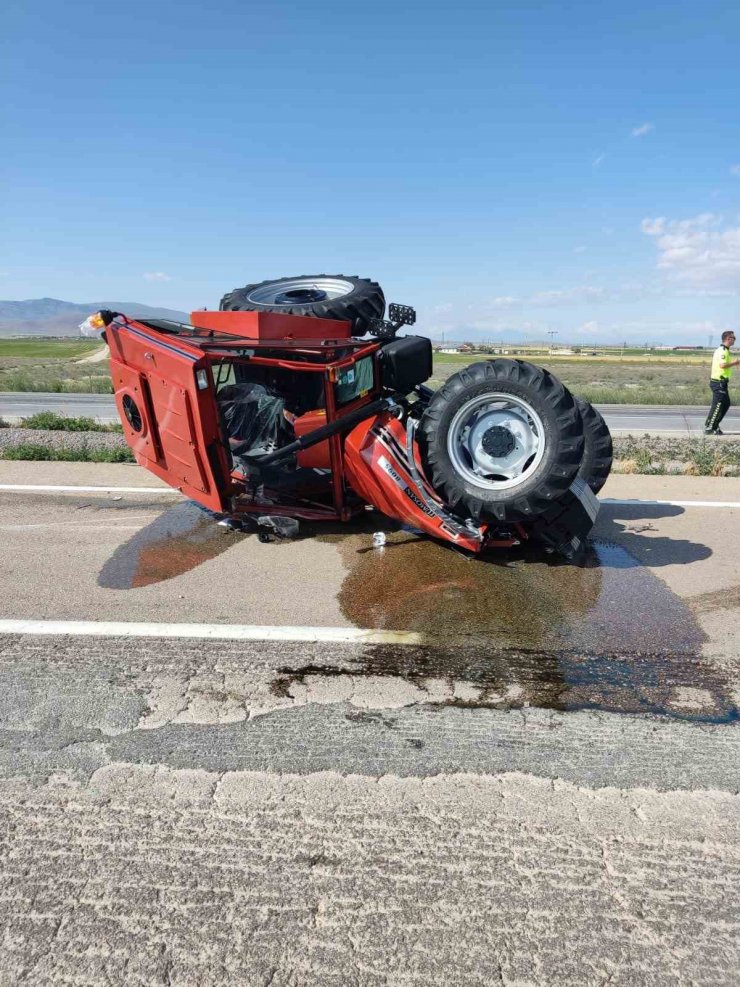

{"left": 0, "top": 339, "right": 717, "bottom": 404}
{"left": 1, "top": 428, "right": 737, "bottom": 476}
{"left": 612, "top": 436, "right": 740, "bottom": 477}
{"left": 0, "top": 414, "right": 132, "bottom": 462}
{"left": 8, "top": 411, "right": 123, "bottom": 432}
{"left": 431, "top": 354, "right": 710, "bottom": 405}
{"left": 0, "top": 371, "right": 113, "bottom": 394}
{"left": 1, "top": 444, "right": 134, "bottom": 463}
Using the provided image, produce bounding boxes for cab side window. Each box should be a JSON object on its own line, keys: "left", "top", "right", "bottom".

{"left": 335, "top": 357, "right": 374, "bottom": 406}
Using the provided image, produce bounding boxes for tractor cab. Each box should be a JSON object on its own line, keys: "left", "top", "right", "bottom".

{"left": 99, "top": 306, "right": 434, "bottom": 526}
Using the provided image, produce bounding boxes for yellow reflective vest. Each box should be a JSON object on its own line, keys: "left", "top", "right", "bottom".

{"left": 711, "top": 345, "right": 732, "bottom": 381}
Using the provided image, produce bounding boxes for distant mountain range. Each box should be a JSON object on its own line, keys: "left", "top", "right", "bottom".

{"left": 0, "top": 298, "right": 189, "bottom": 337}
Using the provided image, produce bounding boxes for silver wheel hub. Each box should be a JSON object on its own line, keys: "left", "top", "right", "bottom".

{"left": 447, "top": 394, "right": 545, "bottom": 491}
{"left": 246, "top": 277, "right": 355, "bottom": 306}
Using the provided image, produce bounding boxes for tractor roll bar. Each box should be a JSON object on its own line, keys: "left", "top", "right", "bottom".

{"left": 242, "top": 396, "right": 398, "bottom": 467}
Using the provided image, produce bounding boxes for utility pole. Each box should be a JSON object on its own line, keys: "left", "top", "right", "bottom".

{"left": 708, "top": 333, "right": 713, "bottom": 351}
{"left": 546, "top": 330, "right": 558, "bottom": 352}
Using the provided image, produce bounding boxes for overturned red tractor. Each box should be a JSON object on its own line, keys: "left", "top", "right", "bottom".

{"left": 92, "top": 275, "right": 612, "bottom": 557}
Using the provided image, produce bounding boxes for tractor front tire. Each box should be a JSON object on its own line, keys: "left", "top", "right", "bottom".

{"left": 575, "top": 396, "right": 613, "bottom": 494}
{"left": 418, "top": 360, "right": 585, "bottom": 523}
{"left": 220, "top": 275, "right": 385, "bottom": 336}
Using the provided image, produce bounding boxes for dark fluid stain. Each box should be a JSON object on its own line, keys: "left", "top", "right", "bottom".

{"left": 278, "top": 641, "right": 738, "bottom": 725}
{"left": 98, "top": 501, "right": 246, "bottom": 589}
{"left": 320, "top": 529, "right": 704, "bottom": 656}
{"left": 290, "top": 527, "right": 734, "bottom": 724}
{"left": 97, "top": 501, "right": 735, "bottom": 723}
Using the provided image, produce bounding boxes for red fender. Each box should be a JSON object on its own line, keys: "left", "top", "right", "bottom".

{"left": 344, "top": 413, "right": 489, "bottom": 552}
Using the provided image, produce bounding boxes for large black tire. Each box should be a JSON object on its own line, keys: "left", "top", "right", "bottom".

{"left": 418, "top": 360, "right": 585, "bottom": 522}
{"left": 575, "top": 396, "right": 613, "bottom": 494}
{"left": 220, "top": 275, "right": 385, "bottom": 336}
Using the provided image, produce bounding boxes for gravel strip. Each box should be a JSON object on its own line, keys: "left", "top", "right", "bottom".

{"left": 1, "top": 429, "right": 739, "bottom": 477}
{"left": 0, "top": 428, "right": 129, "bottom": 455}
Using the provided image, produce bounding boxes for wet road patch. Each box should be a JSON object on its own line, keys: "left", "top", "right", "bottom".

{"left": 98, "top": 501, "right": 246, "bottom": 589}
{"left": 322, "top": 529, "right": 705, "bottom": 654}
{"left": 90, "top": 500, "right": 730, "bottom": 724}
{"left": 271, "top": 641, "right": 738, "bottom": 725}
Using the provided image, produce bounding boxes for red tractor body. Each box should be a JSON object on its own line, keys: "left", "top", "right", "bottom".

{"left": 103, "top": 305, "right": 601, "bottom": 556}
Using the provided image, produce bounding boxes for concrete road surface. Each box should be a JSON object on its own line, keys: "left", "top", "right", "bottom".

{"left": 0, "top": 463, "right": 738, "bottom": 985}
{"left": 2, "top": 390, "right": 740, "bottom": 434}
{"left": 0, "top": 391, "right": 118, "bottom": 422}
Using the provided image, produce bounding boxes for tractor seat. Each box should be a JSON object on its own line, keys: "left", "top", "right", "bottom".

{"left": 217, "top": 382, "right": 290, "bottom": 458}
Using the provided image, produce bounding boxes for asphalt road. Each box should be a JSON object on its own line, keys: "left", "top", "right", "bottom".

{"left": 2, "top": 390, "right": 740, "bottom": 434}
{"left": 0, "top": 464, "right": 738, "bottom": 984}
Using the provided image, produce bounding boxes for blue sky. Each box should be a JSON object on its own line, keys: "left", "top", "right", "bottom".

{"left": 2, "top": 0, "right": 740, "bottom": 342}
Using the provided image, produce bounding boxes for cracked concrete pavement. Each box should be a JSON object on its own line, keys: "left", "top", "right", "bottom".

{"left": 1, "top": 765, "right": 738, "bottom": 987}
{"left": 0, "top": 464, "right": 739, "bottom": 984}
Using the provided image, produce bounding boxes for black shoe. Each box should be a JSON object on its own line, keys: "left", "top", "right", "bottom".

{"left": 715, "top": 428, "right": 724, "bottom": 435}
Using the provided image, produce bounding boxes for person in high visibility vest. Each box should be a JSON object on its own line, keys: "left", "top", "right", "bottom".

{"left": 705, "top": 330, "right": 739, "bottom": 435}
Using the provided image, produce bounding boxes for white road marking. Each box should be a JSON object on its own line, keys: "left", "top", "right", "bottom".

{"left": 0, "top": 619, "right": 423, "bottom": 646}
{"left": 0, "top": 485, "right": 737, "bottom": 510}
{"left": 0, "top": 484, "right": 179, "bottom": 495}
{"left": 0, "top": 524, "right": 146, "bottom": 531}
{"left": 603, "top": 498, "right": 740, "bottom": 508}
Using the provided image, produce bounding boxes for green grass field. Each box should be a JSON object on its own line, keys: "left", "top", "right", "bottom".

{"left": 0, "top": 339, "right": 102, "bottom": 359}
{"left": 0, "top": 338, "right": 717, "bottom": 404}
{"left": 430, "top": 353, "right": 710, "bottom": 405}
{"left": 0, "top": 338, "right": 112, "bottom": 393}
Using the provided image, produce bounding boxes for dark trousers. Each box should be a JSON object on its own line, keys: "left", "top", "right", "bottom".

{"left": 705, "top": 379, "right": 731, "bottom": 431}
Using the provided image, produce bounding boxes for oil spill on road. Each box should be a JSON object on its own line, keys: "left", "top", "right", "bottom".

{"left": 275, "top": 640, "right": 738, "bottom": 724}
{"left": 280, "top": 528, "right": 735, "bottom": 723}
{"left": 98, "top": 502, "right": 246, "bottom": 589}
{"left": 319, "top": 529, "right": 704, "bottom": 655}
{"left": 94, "top": 504, "right": 735, "bottom": 722}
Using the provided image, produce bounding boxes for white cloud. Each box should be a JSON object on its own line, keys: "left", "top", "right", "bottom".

{"left": 143, "top": 272, "right": 172, "bottom": 282}
{"left": 572, "top": 245, "right": 587, "bottom": 255}
{"left": 640, "top": 217, "right": 666, "bottom": 235}
{"left": 641, "top": 212, "right": 740, "bottom": 288}
{"left": 730, "top": 164, "right": 740, "bottom": 177}
{"left": 592, "top": 153, "right": 606, "bottom": 167}
{"left": 530, "top": 286, "right": 609, "bottom": 306}
{"left": 632, "top": 122, "right": 654, "bottom": 137}
{"left": 472, "top": 287, "right": 612, "bottom": 312}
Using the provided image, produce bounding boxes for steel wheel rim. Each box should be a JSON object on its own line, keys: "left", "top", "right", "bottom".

{"left": 447, "top": 393, "right": 546, "bottom": 491}
{"left": 245, "top": 277, "right": 355, "bottom": 306}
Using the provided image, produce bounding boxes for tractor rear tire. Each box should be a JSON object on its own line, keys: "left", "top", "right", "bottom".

{"left": 575, "top": 396, "right": 613, "bottom": 494}
{"left": 220, "top": 275, "right": 385, "bottom": 336}
{"left": 418, "top": 360, "right": 585, "bottom": 523}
